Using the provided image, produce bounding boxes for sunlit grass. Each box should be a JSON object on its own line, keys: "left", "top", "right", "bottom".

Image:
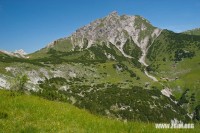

{"left": 0, "top": 90, "right": 199, "bottom": 133}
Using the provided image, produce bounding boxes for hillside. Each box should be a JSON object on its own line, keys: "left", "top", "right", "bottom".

{"left": 182, "top": 28, "right": 200, "bottom": 36}
{"left": 147, "top": 30, "right": 200, "bottom": 113}
{"left": 1, "top": 48, "right": 189, "bottom": 122}
{"left": 0, "top": 90, "right": 199, "bottom": 133}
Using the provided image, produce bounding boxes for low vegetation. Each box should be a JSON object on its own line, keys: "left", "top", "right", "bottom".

{"left": 31, "top": 77, "right": 190, "bottom": 123}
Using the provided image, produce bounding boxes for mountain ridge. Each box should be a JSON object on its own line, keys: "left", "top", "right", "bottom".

{"left": 182, "top": 28, "right": 200, "bottom": 36}
{"left": 0, "top": 49, "right": 28, "bottom": 58}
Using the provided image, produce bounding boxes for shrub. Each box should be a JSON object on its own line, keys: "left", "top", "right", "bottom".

{"left": 11, "top": 74, "right": 29, "bottom": 92}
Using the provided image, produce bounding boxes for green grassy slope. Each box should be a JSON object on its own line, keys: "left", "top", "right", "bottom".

{"left": 146, "top": 30, "right": 200, "bottom": 82}
{"left": 0, "top": 90, "right": 199, "bottom": 133}
{"left": 28, "top": 38, "right": 73, "bottom": 59}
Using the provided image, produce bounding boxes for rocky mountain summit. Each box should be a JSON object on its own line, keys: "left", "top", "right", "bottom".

{"left": 70, "top": 11, "right": 161, "bottom": 61}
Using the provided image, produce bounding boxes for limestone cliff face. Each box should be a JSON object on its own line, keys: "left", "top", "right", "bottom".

{"left": 69, "top": 11, "right": 162, "bottom": 59}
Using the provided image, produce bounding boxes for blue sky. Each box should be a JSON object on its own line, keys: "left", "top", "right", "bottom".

{"left": 0, "top": 0, "right": 200, "bottom": 53}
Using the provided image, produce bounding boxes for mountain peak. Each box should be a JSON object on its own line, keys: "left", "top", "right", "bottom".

{"left": 14, "top": 49, "right": 27, "bottom": 55}
{"left": 0, "top": 49, "right": 28, "bottom": 58}
{"left": 70, "top": 12, "right": 161, "bottom": 60}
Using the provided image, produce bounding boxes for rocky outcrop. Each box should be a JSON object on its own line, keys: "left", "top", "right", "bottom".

{"left": 161, "top": 88, "right": 172, "bottom": 98}
{"left": 0, "top": 75, "right": 10, "bottom": 89}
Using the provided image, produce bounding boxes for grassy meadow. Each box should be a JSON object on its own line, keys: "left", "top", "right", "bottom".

{"left": 0, "top": 90, "right": 199, "bottom": 133}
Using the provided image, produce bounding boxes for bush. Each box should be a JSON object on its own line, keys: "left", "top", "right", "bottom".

{"left": 174, "top": 49, "right": 195, "bottom": 61}
{"left": 11, "top": 74, "right": 29, "bottom": 92}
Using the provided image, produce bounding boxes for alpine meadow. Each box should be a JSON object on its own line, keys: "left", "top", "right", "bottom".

{"left": 0, "top": 2, "right": 200, "bottom": 132}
